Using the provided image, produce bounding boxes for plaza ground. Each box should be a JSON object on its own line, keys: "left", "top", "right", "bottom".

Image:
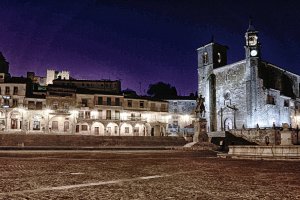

{"left": 0, "top": 150, "right": 299, "bottom": 199}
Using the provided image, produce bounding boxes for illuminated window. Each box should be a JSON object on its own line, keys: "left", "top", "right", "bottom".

{"left": 115, "top": 111, "right": 120, "bottom": 120}
{"left": 217, "top": 52, "right": 221, "bottom": 63}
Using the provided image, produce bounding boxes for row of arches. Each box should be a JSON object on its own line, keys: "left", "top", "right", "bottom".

{"left": 0, "top": 110, "right": 167, "bottom": 136}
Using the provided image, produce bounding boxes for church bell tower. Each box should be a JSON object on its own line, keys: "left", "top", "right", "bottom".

{"left": 197, "top": 39, "right": 228, "bottom": 132}
{"left": 244, "top": 19, "right": 261, "bottom": 128}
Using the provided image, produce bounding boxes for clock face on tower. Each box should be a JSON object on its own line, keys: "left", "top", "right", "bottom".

{"left": 248, "top": 35, "right": 257, "bottom": 46}
{"left": 250, "top": 49, "right": 258, "bottom": 57}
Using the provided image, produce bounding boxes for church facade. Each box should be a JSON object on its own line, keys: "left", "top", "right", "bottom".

{"left": 198, "top": 23, "right": 300, "bottom": 132}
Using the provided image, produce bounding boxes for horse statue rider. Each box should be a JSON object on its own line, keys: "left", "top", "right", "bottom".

{"left": 195, "top": 95, "right": 205, "bottom": 118}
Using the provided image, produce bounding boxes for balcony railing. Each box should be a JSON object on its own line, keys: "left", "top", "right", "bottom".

{"left": 95, "top": 101, "right": 122, "bottom": 106}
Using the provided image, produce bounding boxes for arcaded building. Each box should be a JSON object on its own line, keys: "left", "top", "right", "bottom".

{"left": 198, "top": 22, "right": 300, "bottom": 132}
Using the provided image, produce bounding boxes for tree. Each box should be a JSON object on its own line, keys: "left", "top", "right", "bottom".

{"left": 147, "top": 82, "right": 177, "bottom": 98}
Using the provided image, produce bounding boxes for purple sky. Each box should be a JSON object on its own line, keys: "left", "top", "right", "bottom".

{"left": 0, "top": 0, "right": 300, "bottom": 95}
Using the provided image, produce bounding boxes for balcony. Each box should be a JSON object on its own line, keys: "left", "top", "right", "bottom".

{"left": 95, "top": 101, "right": 122, "bottom": 107}
{"left": 126, "top": 117, "right": 147, "bottom": 122}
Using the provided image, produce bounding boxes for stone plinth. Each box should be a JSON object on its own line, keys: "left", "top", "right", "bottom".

{"left": 281, "top": 123, "right": 292, "bottom": 145}
{"left": 193, "top": 118, "right": 208, "bottom": 143}
{"left": 227, "top": 145, "right": 300, "bottom": 159}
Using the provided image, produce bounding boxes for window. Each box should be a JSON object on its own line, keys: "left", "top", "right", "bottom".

{"left": 28, "top": 101, "right": 35, "bottom": 110}
{"left": 161, "top": 104, "right": 167, "bottom": 111}
{"left": 11, "top": 119, "right": 18, "bottom": 129}
{"left": 63, "top": 102, "right": 69, "bottom": 109}
{"left": 106, "top": 110, "right": 111, "bottom": 120}
{"left": 140, "top": 101, "right": 144, "bottom": 108}
{"left": 82, "top": 99, "right": 88, "bottom": 107}
{"left": 267, "top": 95, "right": 275, "bottom": 105}
{"left": 52, "top": 121, "right": 58, "bottom": 131}
{"left": 5, "top": 86, "right": 9, "bottom": 95}
{"left": 79, "top": 111, "right": 84, "bottom": 118}
{"left": 284, "top": 100, "right": 289, "bottom": 107}
{"left": 98, "top": 109, "right": 102, "bottom": 119}
{"left": 33, "top": 121, "right": 40, "bottom": 130}
{"left": 217, "top": 52, "right": 222, "bottom": 63}
{"left": 81, "top": 125, "right": 88, "bottom": 131}
{"left": 115, "top": 111, "right": 120, "bottom": 120}
{"left": 203, "top": 52, "right": 208, "bottom": 64}
{"left": 125, "top": 127, "right": 129, "bottom": 133}
{"left": 36, "top": 102, "right": 43, "bottom": 110}
{"left": 64, "top": 121, "right": 69, "bottom": 132}
{"left": 85, "top": 111, "right": 90, "bottom": 119}
{"left": 53, "top": 101, "right": 58, "bottom": 110}
{"left": 128, "top": 100, "right": 132, "bottom": 107}
{"left": 76, "top": 125, "right": 79, "bottom": 132}
{"left": 114, "top": 126, "right": 118, "bottom": 134}
{"left": 107, "top": 97, "right": 111, "bottom": 105}
{"left": 150, "top": 103, "right": 155, "bottom": 110}
{"left": 115, "top": 98, "right": 120, "bottom": 106}
{"left": 12, "top": 99, "right": 18, "bottom": 107}
{"left": 98, "top": 97, "right": 103, "bottom": 105}
{"left": 13, "top": 87, "right": 18, "bottom": 95}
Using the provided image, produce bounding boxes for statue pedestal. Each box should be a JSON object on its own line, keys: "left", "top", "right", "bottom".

{"left": 193, "top": 118, "right": 208, "bottom": 143}
{"left": 281, "top": 123, "right": 292, "bottom": 145}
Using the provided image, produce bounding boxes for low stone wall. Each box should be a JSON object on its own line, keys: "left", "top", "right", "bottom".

{"left": 228, "top": 145, "right": 300, "bottom": 159}
{"left": 230, "top": 129, "right": 275, "bottom": 145}
{"left": 0, "top": 134, "right": 187, "bottom": 147}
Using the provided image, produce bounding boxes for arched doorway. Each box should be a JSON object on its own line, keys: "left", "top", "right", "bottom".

{"left": 224, "top": 118, "right": 233, "bottom": 131}
{"left": 91, "top": 122, "right": 105, "bottom": 135}
{"left": 106, "top": 122, "right": 119, "bottom": 136}
{"left": 120, "top": 123, "right": 133, "bottom": 136}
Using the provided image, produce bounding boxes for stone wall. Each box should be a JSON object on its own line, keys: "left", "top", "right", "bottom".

{"left": 228, "top": 145, "right": 300, "bottom": 159}
{"left": 0, "top": 133, "right": 187, "bottom": 147}
{"left": 214, "top": 61, "right": 247, "bottom": 130}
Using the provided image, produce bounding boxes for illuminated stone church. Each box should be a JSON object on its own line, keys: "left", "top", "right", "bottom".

{"left": 198, "top": 22, "right": 300, "bottom": 132}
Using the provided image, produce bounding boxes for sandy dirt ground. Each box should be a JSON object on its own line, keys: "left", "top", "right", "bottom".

{"left": 0, "top": 150, "right": 299, "bottom": 200}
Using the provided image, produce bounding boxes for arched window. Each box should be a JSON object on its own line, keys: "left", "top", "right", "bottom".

{"left": 217, "top": 52, "right": 222, "bottom": 63}
{"left": 203, "top": 52, "right": 208, "bottom": 64}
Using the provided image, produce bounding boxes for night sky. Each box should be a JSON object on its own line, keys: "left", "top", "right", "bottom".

{"left": 0, "top": 0, "right": 300, "bottom": 95}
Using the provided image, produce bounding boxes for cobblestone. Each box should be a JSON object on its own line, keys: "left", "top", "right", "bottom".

{"left": 0, "top": 150, "right": 299, "bottom": 199}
